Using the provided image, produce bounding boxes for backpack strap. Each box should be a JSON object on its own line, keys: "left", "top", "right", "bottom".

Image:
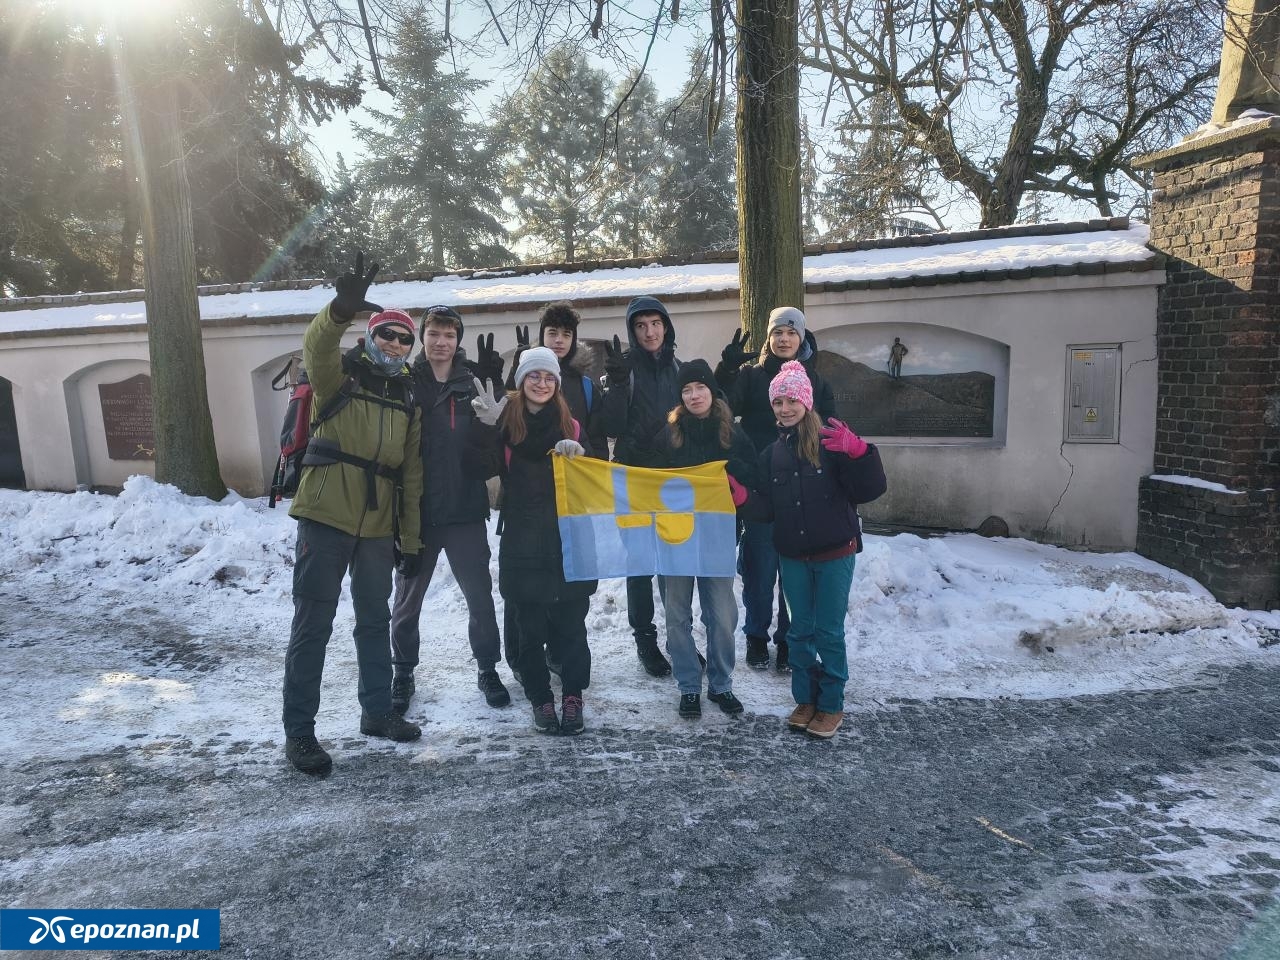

{"left": 582, "top": 375, "right": 594, "bottom": 410}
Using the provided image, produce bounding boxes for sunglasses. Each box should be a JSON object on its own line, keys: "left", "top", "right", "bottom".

{"left": 374, "top": 327, "right": 414, "bottom": 346}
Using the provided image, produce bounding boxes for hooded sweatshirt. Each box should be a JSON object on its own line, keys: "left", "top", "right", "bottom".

{"left": 601, "top": 298, "right": 682, "bottom": 466}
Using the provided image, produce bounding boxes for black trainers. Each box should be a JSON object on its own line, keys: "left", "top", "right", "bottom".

{"left": 390, "top": 673, "right": 415, "bottom": 714}
{"left": 775, "top": 639, "right": 790, "bottom": 673}
{"left": 708, "top": 690, "right": 745, "bottom": 715}
{"left": 360, "top": 710, "right": 422, "bottom": 742}
{"left": 284, "top": 735, "right": 332, "bottom": 775}
{"left": 560, "top": 695, "right": 585, "bottom": 735}
{"left": 636, "top": 640, "right": 672, "bottom": 677}
{"left": 532, "top": 701, "right": 559, "bottom": 734}
{"left": 678, "top": 693, "right": 701, "bottom": 718}
{"left": 478, "top": 669, "right": 511, "bottom": 708}
{"left": 746, "top": 636, "right": 770, "bottom": 669}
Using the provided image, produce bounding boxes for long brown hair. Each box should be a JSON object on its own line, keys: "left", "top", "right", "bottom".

{"left": 793, "top": 409, "right": 823, "bottom": 468}
{"left": 667, "top": 397, "right": 733, "bottom": 450}
{"left": 498, "top": 385, "right": 575, "bottom": 445}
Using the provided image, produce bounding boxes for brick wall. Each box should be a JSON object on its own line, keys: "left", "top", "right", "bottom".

{"left": 1137, "top": 124, "right": 1280, "bottom": 609}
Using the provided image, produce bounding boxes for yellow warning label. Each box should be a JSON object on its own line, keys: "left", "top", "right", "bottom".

{"left": 1084, "top": 407, "right": 1099, "bottom": 422}
{"left": 1074, "top": 352, "right": 1093, "bottom": 362}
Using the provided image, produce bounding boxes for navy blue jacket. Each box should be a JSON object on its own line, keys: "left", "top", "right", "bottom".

{"left": 413, "top": 351, "right": 496, "bottom": 527}
{"left": 715, "top": 331, "right": 837, "bottom": 453}
{"left": 741, "top": 428, "right": 887, "bottom": 559}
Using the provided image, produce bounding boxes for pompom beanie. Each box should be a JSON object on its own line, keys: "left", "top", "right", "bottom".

{"left": 767, "top": 360, "right": 814, "bottom": 410}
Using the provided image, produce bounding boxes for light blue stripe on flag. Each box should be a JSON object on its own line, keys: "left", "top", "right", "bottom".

{"left": 559, "top": 512, "right": 737, "bottom": 580}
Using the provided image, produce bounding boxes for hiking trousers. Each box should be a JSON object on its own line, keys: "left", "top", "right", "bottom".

{"left": 283, "top": 518, "right": 395, "bottom": 737}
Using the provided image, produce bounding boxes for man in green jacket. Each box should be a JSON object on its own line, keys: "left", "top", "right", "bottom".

{"left": 283, "top": 253, "right": 425, "bottom": 775}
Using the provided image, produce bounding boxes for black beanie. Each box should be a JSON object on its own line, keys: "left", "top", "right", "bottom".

{"left": 678, "top": 358, "right": 722, "bottom": 397}
{"left": 419, "top": 304, "right": 464, "bottom": 342}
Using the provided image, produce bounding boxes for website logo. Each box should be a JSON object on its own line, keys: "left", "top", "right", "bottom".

{"left": 0, "top": 909, "right": 220, "bottom": 951}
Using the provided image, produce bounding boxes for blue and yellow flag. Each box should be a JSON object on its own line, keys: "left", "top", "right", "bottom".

{"left": 553, "top": 457, "right": 738, "bottom": 581}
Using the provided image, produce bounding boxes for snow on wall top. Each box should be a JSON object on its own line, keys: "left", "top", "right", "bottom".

{"left": 0, "top": 220, "right": 1158, "bottom": 338}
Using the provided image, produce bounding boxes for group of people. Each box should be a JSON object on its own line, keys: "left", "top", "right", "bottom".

{"left": 280, "top": 255, "right": 887, "bottom": 775}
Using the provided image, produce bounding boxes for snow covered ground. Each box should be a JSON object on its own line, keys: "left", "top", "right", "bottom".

{"left": 0, "top": 476, "right": 1275, "bottom": 766}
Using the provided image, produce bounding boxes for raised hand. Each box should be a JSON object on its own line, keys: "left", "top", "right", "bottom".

{"left": 331, "top": 250, "right": 383, "bottom": 320}
{"left": 474, "top": 333, "right": 504, "bottom": 390}
{"left": 603, "top": 334, "right": 629, "bottom": 385}
{"left": 515, "top": 324, "right": 531, "bottom": 350}
{"left": 721, "top": 328, "right": 752, "bottom": 369}
{"left": 818, "top": 417, "right": 868, "bottom": 459}
{"left": 470, "top": 376, "right": 508, "bottom": 426}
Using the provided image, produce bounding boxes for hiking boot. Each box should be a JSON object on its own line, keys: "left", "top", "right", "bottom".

{"left": 360, "top": 711, "right": 422, "bottom": 742}
{"left": 806, "top": 711, "right": 844, "bottom": 739}
{"left": 284, "top": 735, "right": 332, "bottom": 775}
{"left": 708, "top": 690, "right": 745, "bottom": 715}
{"left": 678, "top": 693, "right": 702, "bottom": 719}
{"left": 478, "top": 669, "right": 511, "bottom": 708}
{"left": 786, "top": 703, "right": 817, "bottom": 731}
{"left": 545, "top": 651, "right": 563, "bottom": 677}
{"left": 636, "top": 640, "right": 672, "bottom": 678}
{"left": 560, "top": 695, "right": 585, "bottom": 735}
{"left": 390, "top": 672, "right": 415, "bottom": 715}
{"left": 532, "top": 701, "right": 559, "bottom": 734}
{"left": 746, "top": 636, "right": 770, "bottom": 669}
{"left": 774, "top": 639, "right": 790, "bottom": 673}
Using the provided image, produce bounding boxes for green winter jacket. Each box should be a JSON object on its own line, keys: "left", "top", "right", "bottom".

{"left": 288, "top": 303, "right": 424, "bottom": 554}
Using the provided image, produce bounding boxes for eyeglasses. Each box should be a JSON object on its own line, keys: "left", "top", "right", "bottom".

{"left": 523, "top": 373, "right": 557, "bottom": 385}
{"left": 374, "top": 328, "right": 414, "bottom": 346}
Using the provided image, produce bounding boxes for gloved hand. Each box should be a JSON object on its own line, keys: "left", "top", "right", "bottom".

{"left": 554, "top": 438, "right": 585, "bottom": 459}
{"left": 470, "top": 377, "right": 508, "bottom": 426}
{"left": 721, "top": 329, "right": 752, "bottom": 369}
{"left": 473, "top": 333, "right": 504, "bottom": 391}
{"left": 603, "top": 334, "right": 629, "bottom": 386}
{"left": 515, "top": 324, "right": 531, "bottom": 351}
{"left": 330, "top": 250, "right": 383, "bottom": 321}
{"left": 819, "top": 417, "right": 868, "bottom": 459}
{"left": 396, "top": 552, "right": 423, "bottom": 579}
{"left": 727, "top": 474, "right": 749, "bottom": 507}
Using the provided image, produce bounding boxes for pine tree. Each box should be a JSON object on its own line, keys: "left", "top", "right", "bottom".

{"left": 652, "top": 68, "right": 738, "bottom": 257}
{"left": 353, "top": 15, "right": 511, "bottom": 270}
{"left": 496, "top": 46, "right": 614, "bottom": 263}
{"left": 819, "top": 96, "right": 937, "bottom": 240}
{"left": 599, "top": 70, "right": 663, "bottom": 259}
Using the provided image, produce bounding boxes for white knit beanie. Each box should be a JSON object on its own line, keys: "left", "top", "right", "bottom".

{"left": 514, "top": 346, "right": 562, "bottom": 387}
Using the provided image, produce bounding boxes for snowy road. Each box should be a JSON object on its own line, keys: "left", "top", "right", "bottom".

{"left": 2, "top": 482, "right": 1280, "bottom": 957}
{"left": 3, "top": 660, "right": 1280, "bottom": 959}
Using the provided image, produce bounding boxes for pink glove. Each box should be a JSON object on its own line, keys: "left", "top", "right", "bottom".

{"left": 819, "top": 418, "right": 868, "bottom": 458}
{"left": 727, "top": 474, "right": 749, "bottom": 507}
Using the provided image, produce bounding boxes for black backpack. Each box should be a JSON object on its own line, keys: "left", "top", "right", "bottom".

{"left": 268, "top": 351, "right": 416, "bottom": 507}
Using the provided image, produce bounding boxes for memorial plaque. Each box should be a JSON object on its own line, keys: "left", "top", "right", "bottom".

{"left": 816, "top": 350, "right": 995, "bottom": 438}
{"left": 99, "top": 374, "right": 155, "bottom": 460}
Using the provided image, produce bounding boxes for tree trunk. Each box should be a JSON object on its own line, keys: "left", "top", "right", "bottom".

{"left": 735, "top": 0, "right": 805, "bottom": 345}
{"left": 115, "top": 213, "right": 139, "bottom": 290}
{"left": 430, "top": 181, "right": 445, "bottom": 267}
{"left": 122, "top": 32, "right": 226, "bottom": 500}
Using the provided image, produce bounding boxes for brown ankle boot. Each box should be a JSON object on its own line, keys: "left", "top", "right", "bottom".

{"left": 786, "top": 703, "right": 817, "bottom": 731}
{"left": 806, "top": 711, "right": 844, "bottom": 739}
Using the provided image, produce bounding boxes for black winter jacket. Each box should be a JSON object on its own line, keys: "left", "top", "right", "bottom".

{"left": 558, "top": 363, "right": 606, "bottom": 458}
{"left": 413, "top": 352, "right": 497, "bottom": 527}
{"left": 652, "top": 412, "right": 758, "bottom": 490}
{"left": 496, "top": 404, "right": 598, "bottom": 605}
{"left": 715, "top": 331, "right": 837, "bottom": 453}
{"left": 741, "top": 428, "right": 887, "bottom": 559}
{"left": 601, "top": 320, "right": 682, "bottom": 466}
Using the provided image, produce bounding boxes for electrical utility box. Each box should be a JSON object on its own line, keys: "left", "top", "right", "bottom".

{"left": 1064, "top": 344, "right": 1121, "bottom": 443}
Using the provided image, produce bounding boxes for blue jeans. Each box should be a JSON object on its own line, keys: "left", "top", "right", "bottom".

{"left": 778, "top": 554, "right": 856, "bottom": 713}
{"left": 738, "top": 520, "right": 789, "bottom": 643}
{"left": 662, "top": 575, "right": 738, "bottom": 695}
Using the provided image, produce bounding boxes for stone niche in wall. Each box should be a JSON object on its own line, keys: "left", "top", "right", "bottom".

{"left": 814, "top": 322, "right": 1009, "bottom": 442}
